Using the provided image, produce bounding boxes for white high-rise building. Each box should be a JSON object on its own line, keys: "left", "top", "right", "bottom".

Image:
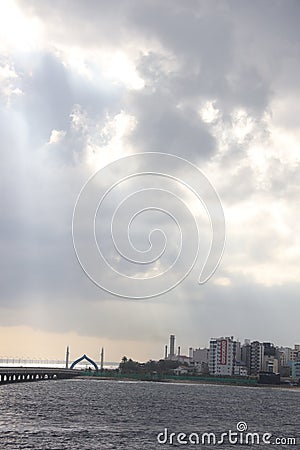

{"left": 209, "top": 337, "right": 239, "bottom": 376}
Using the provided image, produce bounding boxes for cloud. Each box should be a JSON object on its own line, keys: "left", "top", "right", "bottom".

{"left": 49, "top": 129, "right": 66, "bottom": 144}
{"left": 0, "top": 0, "right": 299, "bottom": 358}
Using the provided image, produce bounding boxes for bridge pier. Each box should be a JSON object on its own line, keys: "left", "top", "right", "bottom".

{"left": 0, "top": 368, "right": 81, "bottom": 385}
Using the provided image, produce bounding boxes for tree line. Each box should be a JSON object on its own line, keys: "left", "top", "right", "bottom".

{"left": 119, "top": 356, "right": 180, "bottom": 375}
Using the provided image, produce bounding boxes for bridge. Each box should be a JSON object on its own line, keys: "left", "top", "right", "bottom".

{"left": 0, "top": 349, "right": 105, "bottom": 385}
{"left": 0, "top": 367, "right": 82, "bottom": 385}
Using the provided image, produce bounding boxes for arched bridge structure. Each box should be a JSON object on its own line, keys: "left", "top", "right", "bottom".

{"left": 70, "top": 354, "right": 98, "bottom": 371}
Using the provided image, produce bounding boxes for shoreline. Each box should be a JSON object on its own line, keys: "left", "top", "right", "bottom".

{"left": 76, "top": 375, "right": 300, "bottom": 389}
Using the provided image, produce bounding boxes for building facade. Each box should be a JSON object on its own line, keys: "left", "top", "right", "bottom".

{"left": 209, "top": 337, "right": 239, "bottom": 376}
{"left": 250, "top": 341, "right": 264, "bottom": 376}
{"left": 291, "top": 361, "right": 300, "bottom": 379}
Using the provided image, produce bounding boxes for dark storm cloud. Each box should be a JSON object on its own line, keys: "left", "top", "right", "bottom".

{"left": 127, "top": 89, "right": 215, "bottom": 159}
{"left": 19, "top": 53, "right": 72, "bottom": 143}
{"left": 12, "top": 52, "right": 122, "bottom": 151}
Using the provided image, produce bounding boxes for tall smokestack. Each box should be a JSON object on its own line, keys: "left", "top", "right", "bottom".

{"left": 164, "top": 345, "right": 168, "bottom": 359}
{"left": 170, "top": 335, "right": 175, "bottom": 358}
{"left": 189, "top": 347, "right": 193, "bottom": 359}
{"left": 178, "top": 346, "right": 181, "bottom": 357}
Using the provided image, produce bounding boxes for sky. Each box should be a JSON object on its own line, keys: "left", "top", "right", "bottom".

{"left": 1, "top": 0, "right": 300, "bottom": 363}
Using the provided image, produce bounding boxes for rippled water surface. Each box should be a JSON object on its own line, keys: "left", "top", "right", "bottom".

{"left": 0, "top": 379, "right": 299, "bottom": 449}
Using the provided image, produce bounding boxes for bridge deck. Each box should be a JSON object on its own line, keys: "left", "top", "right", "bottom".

{"left": 0, "top": 367, "right": 82, "bottom": 385}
